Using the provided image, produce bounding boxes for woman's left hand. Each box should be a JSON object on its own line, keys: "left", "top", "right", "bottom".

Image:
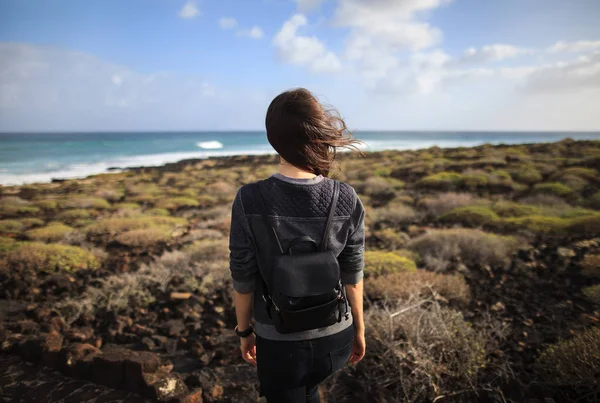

{"left": 240, "top": 333, "right": 257, "bottom": 365}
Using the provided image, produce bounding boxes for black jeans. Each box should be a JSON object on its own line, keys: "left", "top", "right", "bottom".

{"left": 255, "top": 325, "right": 354, "bottom": 403}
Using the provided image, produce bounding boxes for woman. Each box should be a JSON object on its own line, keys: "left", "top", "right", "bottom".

{"left": 228, "top": 88, "right": 366, "bottom": 403}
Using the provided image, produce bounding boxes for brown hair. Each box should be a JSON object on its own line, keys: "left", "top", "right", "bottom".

{"left": 265, "top": 88, "right": 365, "bottom": 177}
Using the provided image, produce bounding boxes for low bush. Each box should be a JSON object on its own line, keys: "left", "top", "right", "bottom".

{"left": 115, "top": 226, "right": 173, "bottom": 247}
{"left": 365, "top": 270, "right": 470, "bottom": 304}
{"left": 536, "top": 326, "right": 600, "bottom": 388}
{"left": 0, "top": 237, "right": 20, "bottom": 255}
{"left": 183, "top": 238, "right": 230, "bottom": 262}
{"left": 566, "top": 214, "right": 600, "bottom": 237}
{"left": 491, "top": 201, "right": 542, "bottom": 218}
{"left": 111, "top": 202, "right": 141, "bottom": 210}
{"left": 587, "top": 191, "right": 600, "bottom": 210}
{"left": 0, "top": 242, "right": 100, "bottom": 272}
{"left": 144, "top": 207, "right": 170, "bottom": 216}
{"left": 57, "top": 209, "right": 92, "bottom": 221}
{"left": 63, "top": 196, "right": 111, "bottom": 209}
{"left": 364, "top": 250, "right": 417, "bottom": 277}
{"left": 0, "top": 197, "right": 41, "bottom": 216}
{"left": 331, "top": 299, "right": 510, "bottom": 402}
{"left": 156, "top": 197, "right": 200, "bottom": 210}
{"left": 416, "top": 172, "right": 463, "bottom": 190}
{"left": 552, "top": 167, "right": 598, "bottom": 182}
{"left": 19, "top": 218, "right": 45, "bottom": 228}
{"left": 33, "top": 199, "right": 58, "bottom": 211}
{"left": 371, "top": 204, "right": 419, "bottom": 227}
{"left": 372, "top": 228, "right": 410, "bottom": 250}
{"left": 501, "top": 215, "right": 568, "bottom": 235}
{"left": 533, "top": 182, "right": 573, "bottom": 197}
{"left": 582, "top": 285, "right": 600, "bottom": 304}
{"left": 512, "top": 166, "right": 543, "bottom": 184}
{"left": 418, "top": 192, "right": 480, "bottom": 217}
{"left": 581, "top": 254, "right": 600, "bottom": 278}
{"left": 85, "top": 216, "right": 186, "bottom": 235}
{"left": 407, "top": 228, "right": 518, "bottom": 271}
{"left": 26, "top": 223, "right": 74, "bottom": 242}
{"left": 0, "top": 219, "right": 25, "bottom": 233}
{"left": 439, "top": 206, "right": 499, "bottom": 228}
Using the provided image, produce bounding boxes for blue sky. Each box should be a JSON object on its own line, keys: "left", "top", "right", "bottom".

{"left": 1, "top": 0, "right": 599, "bottom": 131}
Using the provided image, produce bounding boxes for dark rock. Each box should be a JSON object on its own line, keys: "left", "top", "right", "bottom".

{"left": 60, "top": 343, "right": 102, "bottom": 378}
{"left": 150, "top": 373, "right": 188, "bottom": 401}
{"left": 152, "top": 335, "right": 169, "bottom": 348}
{"left": 93, "top": 346, "right": 162, "bottom": 393}
{"left": 167, "top": 389, "right": 203, "bottom": 403}
{"left": 64, "top": 326, "right": 95, "bottom": 342}
{"left": 162, "top": 319, "right": 186, "bottom": 337}
{"left": 44, "top": 273, "right": 73, "bottom": 293}
{"left": 164, "top": 338, "right": 178, "bottom": 354}
{"left": 48, "top": 316, "right": 66, "bottom": 333}
{"left": 132, "top": 323, "right": 155, "bottom": 337}
{"left": 139, "top": 336, "right": 156, "bottom": 351}
{"left": 18, "top": 331, "right": 63, "bottom": 364}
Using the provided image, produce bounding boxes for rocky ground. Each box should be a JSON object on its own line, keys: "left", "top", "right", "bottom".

{"left": 1, "top": 139, "right": 599, "bottom": 402}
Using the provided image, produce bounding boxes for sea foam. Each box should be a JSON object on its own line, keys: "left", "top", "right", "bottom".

{"left": 196, "top": 141, "right": 223, "bottom": 149}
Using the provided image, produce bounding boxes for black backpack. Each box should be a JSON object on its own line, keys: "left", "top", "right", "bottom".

{"left": 250, "top": 178, "right": 350, "bottom": 334}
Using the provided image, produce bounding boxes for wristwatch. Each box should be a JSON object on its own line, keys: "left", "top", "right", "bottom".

{"left": 235, "top": 325, "right": 254, "bottom": 338}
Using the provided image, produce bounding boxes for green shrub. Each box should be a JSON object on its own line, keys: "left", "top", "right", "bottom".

{"left": 112, "top": 202, "right": 141, "bottom": 210}
{"left": 439, "top": 206, "right": 499, "bottom": 227}
{"left": 582, "top": 285, "right": 600, "bottom": 304}
{"left": 461, "top": 171, "right": 488, "bottom": 189}
{"left": 57, "top": 209, "right": 92, "bottom": 221}
{"left": 567, "top": 214, "right": 600, "bottom": 237}
{"left": 416, "top": 172, "right": 462, "bottom": 190}
{"left": 512, "top": 166, "right": 542, "bottom": 184}
{"left": 492, "top": 201, "right": 542, "bottom": 218}
{"left": 536, "top": 326, "right": 600, "bottom": 387}
{"left": 63, "top": 197, "right": 111, "bottom": 209}
{"left": 19, "top": 218, "right": 45, "bottom": 228}
{"left": 407, "top": 228, "right": 518, "bottom": 271}
{"left": 0, "top": 197, "right": 41, "bottom": 216}
{"left": 372, "top": 228, "right": 410, "bottom": 250}
{"left": 183, "top": 238, "right": 230, "bottom": 261}
{"left": 156, "top": 197, "right": 200, "bottom": 210}
{"left": 0, "top": 219, "right": 25, "bottom": 233}
{"left": 0, "top": 237, "right": 20, "bottom": 255}
{"left": 533, "top": 182, "right": 573, "bottom": 197}
{"left": 115, "top": 226, "right": 172, "bottom": 247}
{"left": 0, "top": 242, "right": 100, "bottom": 272}
{"left": 33, "top": 199, "right": 58, "bottom": 211}
{"left": 587, "top": 191, "right": 600, "bottom": 210}
{"left": 502, "top": 215, "right": 568, "bottom": 235}
{"left": 85, "top": 216, "right": 186, "bottom": 235}
{"left": 26, "top": 223, "right": 74, "bottom": 242}
{"left": 552, "top": 167, "right": 598, "bottom": 182}
{"left": 364, "top": 250, "right": 417, "bottom": 277}
{"left": 144, "top": 208, "right": 170, "bottom": 216}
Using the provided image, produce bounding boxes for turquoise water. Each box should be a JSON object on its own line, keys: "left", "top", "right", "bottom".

{"left": 1, "top": 131, "right": 599, "bottom": 185}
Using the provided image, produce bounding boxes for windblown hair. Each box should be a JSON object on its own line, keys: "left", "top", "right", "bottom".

{"left": 265, "top": 88, "right": 365, "bottom": 177}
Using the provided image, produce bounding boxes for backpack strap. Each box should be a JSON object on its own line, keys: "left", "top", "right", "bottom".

{"left": 320, "top": 179, "right": 340, "bottom": 251}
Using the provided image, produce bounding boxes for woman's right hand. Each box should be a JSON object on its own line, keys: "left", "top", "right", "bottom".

{"left": 349, "top": 328, "right": 365, "bottom": 364}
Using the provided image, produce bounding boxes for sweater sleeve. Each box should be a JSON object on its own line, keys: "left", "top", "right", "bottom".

{"left": 228, "top": 187, "right": 258, "bottom": 294}
{"left": 337, "top": 188, "right": 365, "bottom": 285}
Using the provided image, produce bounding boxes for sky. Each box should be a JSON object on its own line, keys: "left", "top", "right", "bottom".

{"left": 0, "top": 0, "right": 599, "bottom": 132}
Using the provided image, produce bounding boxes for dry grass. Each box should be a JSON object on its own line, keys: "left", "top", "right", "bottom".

{"left": 407, "top": 228, "right": 519, "bottom": 271}
{"left": 329, "top": 297, "right": 510, "bottom": 402}
{"left": 419, "top": 192, "right": 481, "bottom": 217}
{"left": 372, "top": 228, "right": 410, "bottom": 250}
{"left": 370, "top": 203, "right": 419, "bottom": 227}
{"left": 365, "top": 270, "right": 471, "bottom": 304}
{"left": 536, "top": 326, "right": 600, "bottom": 389}
{"left": 115, "top": 226, "right": 173, "bottom": 247}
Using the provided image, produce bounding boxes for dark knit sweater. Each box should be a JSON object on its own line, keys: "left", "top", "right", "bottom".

{"left": 228, "top": 172, "right": 365, "bottom": 340}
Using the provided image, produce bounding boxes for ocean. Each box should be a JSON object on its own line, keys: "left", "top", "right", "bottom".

{"left": 1, "top": 131, "right": 599, "bottom": 186}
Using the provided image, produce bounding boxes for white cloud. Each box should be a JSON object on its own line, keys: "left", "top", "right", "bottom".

{"left": 295, "top": 0, "right": 326, "bottom": 12}
{"left": 548, "top": 40, "right": 600, "bottom": 53}
{"left": 459, "top": 44, "right": 531, "bottom": 64}
{"left": 218, "top": 17, "right": 238, "bottom": 30}
{"left": 239, "top": 26, "right": 265, "bottom": 40}
{"left": 178, "top": 1, "right": 200, "bottom": 19}
{"left": 0, "top": 43, "right": 267, "bottom": 131}
{"left": 273, "top": 14, "right": 342, "bottom": 74}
